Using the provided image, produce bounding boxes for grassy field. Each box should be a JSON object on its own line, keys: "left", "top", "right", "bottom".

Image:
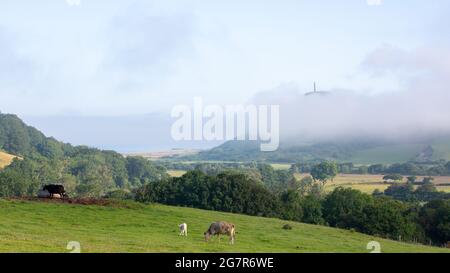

{"left": 0, "top": 151, "right": 17, "bottom": 169}
{"left": 167, "top": 170, "right": 187, "bottom": 177}
{"left": 295, "top": 173, "right": 450, "bottom": 194}
{"left": 0, "top": 199, "right": 448, "bottom": 253}
{"left": 270, "top": 163, "right": 292, "bottom": 170}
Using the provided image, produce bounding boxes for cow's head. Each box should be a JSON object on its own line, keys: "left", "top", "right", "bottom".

{"left": 204, "top": 231, "right": 211, "bottom": 242}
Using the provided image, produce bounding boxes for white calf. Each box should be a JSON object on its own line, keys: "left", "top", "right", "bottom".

{"left": 179, "top": 223, "right": 188, "bottom": 236}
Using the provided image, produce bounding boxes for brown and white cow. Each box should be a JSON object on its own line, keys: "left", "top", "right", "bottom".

{"left": 204, "top": 221, "right": 236, "bottom": 244}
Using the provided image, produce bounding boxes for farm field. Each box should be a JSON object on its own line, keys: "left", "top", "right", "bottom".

{"left": 270, "top": 163, "right": 292, "bottom": 170}
{"left": 0, "top": 151, "right": 17, "bottom": 169}
{"left": 166, "top": 170, "right": 187, "bottom": 177}
{"left": 0, "top": 199, "right": 448, "bottom": 253}
{"left": 294, "top": 173, "right": 450, "bottom": 194}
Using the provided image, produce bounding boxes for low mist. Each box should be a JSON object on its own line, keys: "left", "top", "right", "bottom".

{"left": 250, "top": 45, "right": 450, "bottom": 145}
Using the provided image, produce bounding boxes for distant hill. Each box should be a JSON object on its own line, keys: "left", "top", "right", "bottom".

{"left": 0, "top": 112, "right": 73, "bottom": 159}
{"left": 184, "top": 137, "right": 450, "bottom": 164}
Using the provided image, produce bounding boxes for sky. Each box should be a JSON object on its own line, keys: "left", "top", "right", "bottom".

{"left": 1, "top": 0, "right": 450, "bottom": 151}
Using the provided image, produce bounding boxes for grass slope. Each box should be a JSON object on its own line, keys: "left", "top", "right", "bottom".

{"left": 0, "top": 199, "right": 448, "bottom": 253}
{"left": 431, "top": 138, "right": 450, "bottom": 161}
{"left": 349, "top": 144, "right": 427, "bottom": 165}
{"left": 0, "top": 151, "right": 17, "bottom": 169}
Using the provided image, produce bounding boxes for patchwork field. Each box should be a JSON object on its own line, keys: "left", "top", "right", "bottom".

{"left": 0, "top": 199, "right": 448, "bottom": 253}
{"left": 294, "top": 173, "right": 450, "bottom": 194}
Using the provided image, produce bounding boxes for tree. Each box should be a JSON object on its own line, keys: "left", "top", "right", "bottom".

{"left": 311, "top": 162, "right": 338, "bottom": 186}
{"left": 0, "top": 158, "right": 41, "bottom": 197}
{"left": 419, "top": 200, "right": 450, "bottom": 245}
{"left": 413, "top": 183, "right": 445, "bottom": 202}
{"left": 406, "top": 176, "right": 417, "bottom": 184}
{"left": 126, "top": 156, "right": 169, "bottom": 186}
{"left": 288, "top": 164, "right": 299, "bottom": 174}
{"left": 135, "top": 170, "right": 282, "bottom": 218}
{"left": 58, "top": 174, "right": 77, "bottom": 195}
{"left": 257, "top": 164, "right": 294, "bottom": 193}
{"left": 416, "top": 183, "right": 437, "bottom": 193}
{"left": 384, "top": 183, "right": 415, "bottom": 201}
{"left": 422, "top": 177, "right": 434, "bottom": 185}
{"left": 361, "top": 196, "right": 420, "bottom": 241}
{"left": 386, "top": 163, "right": 421, "bottom": 175}
{"left": 338, "top": 163, "right": 353, "bottom": 174}
{"left": 322, "top": 187, "right": 372, "bottom": 229}
{"left": 36, "top": 139, "right": 63, "bottom": 159}
{"left": 372, "top": 189, "right": 383, "bottom": 196}
{"left": 297, "top": 176, "right": 314, "bottom": 197}
{"left": 309, "top": 183, "right": 324, "bottom": 198}
{"left": 368, "top": 164, "right": 386, "bottom": 174}
{"left": 77, "top": 163, "right": 114, "bottom": 197}
{"left": 279, "top": 190, "right": 303, "bottom": 222}
{"left": 286, "top": 177, "right": 301, "bottom": 191}
{"left": 300, "top": 195, "right": 325, "bottom": 225}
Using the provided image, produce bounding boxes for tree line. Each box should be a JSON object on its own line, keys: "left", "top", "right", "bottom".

{"left": 380, "top": 182, "right": 450, "bottom": 202}
{"left": 161, "top": 159, "right": 450, "bottom": 185}
{"left": 135, "top": 169, "right": 450, "bottom": 247}
{"left": 159, "top": 161, "right": 296, "bottom": 193}
{"left": 290, "top": 161, "right": 450, "bottom": 176}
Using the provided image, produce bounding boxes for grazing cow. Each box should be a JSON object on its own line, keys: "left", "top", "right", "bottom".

{"left": 42, "top": 184, "right": 67, "bottom": 199}
{"left": 179, "top": 223, "right": 188, "bottom": 236}
{"left": 204, "top": 221, "right": 236, "bottom": 244}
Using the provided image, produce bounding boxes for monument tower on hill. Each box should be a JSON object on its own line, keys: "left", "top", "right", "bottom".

{"left": 304, "top": 82, "right": 330, "bottom": 96}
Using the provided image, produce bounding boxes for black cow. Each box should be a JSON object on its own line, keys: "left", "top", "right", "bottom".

{"left": 42, "top": 184, "right": 68, "bottom": 198}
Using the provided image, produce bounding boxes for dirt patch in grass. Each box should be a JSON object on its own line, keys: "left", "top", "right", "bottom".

{"left": 7, "top": 197, "right": 144, "bottom": 209}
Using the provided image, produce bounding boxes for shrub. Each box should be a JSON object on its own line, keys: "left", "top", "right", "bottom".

{"left": 282, "top": 224, "right": 293, "bottom": 230}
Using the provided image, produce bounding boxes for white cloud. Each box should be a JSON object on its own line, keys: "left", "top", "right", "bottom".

{"left": 250, "top": 44, "right": 450, "bottom": 143}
